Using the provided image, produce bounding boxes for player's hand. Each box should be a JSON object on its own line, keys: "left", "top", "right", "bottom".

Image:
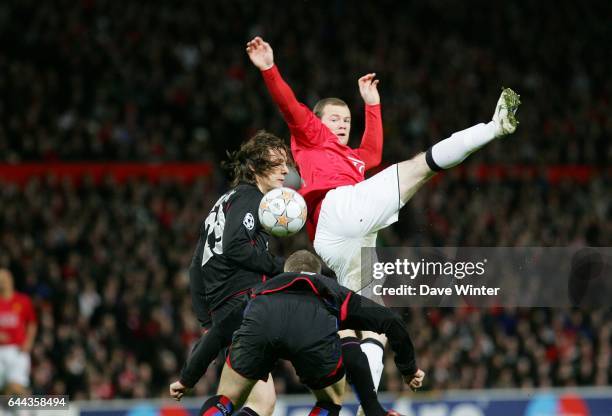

{"left": 358, "top": 73, "right": 380, "bottom": 105}
{"left": 246, "top": 36, "right": 274, "bottom": 71}
{"left": 169, "top": 380, "right": 188, "bottom": 401}
{"left": 403, "top": 369, "right": 425, "bottom": 391}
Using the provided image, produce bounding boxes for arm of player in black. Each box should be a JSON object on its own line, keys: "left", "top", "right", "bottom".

{"left": 341, "top": 292, "right": 417, "bottom": 377}
{"left": 179, "top": 296, "right": 251, "bottom": 387}
{"left": 179, "top": 293, "right": 251, "bottom": 387}
{"left": 179, "top": 325, "right": 229, "bottom": 388}
{"left": 222, "top": 190, "right": 284, "bottom": 276}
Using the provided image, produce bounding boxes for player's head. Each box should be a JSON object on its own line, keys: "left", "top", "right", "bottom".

{"left": 0, "top": 268, "right": 15, "bottom": 295}
{"left": 314, "top": 98, "right": 351, "bottom": 145}
{"left": 224, "top": 130, "right": 293, "bottom": 193}
{"left": 284, "top": 250, "right": 322, "bottom": 274}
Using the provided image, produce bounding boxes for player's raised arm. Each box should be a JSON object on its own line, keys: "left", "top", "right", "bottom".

{"left": 355, "top": 73, "right": 383, "bottom": 169}
{"left": 247, "top": 36, "right": 324, "bottom": 146}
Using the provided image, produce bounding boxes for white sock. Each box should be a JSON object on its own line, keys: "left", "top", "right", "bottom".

{"left": 360, "top": 341, "right": 385, "bottom": 390}
{"left": 427, "top": 121, "right": 498, "bottom": 170}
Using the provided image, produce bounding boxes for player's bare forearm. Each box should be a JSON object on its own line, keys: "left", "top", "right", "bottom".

{"left": 22, "top": 322, "right": 37, "bottom": 352}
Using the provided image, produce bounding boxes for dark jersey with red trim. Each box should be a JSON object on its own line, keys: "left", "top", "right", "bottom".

{"left": 190, "top": 183, "right": 284, "bottom": 312}
{"left": 180, "top": 270, "right": 417, "bottom": 387}
{"left": 251, "top": 272, "right": 418, "bottom": 376}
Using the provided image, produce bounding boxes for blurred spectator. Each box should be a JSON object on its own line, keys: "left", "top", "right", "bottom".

{"left": 0, "top": 0, "right": 609, "bottom": 164}
{"left": 0, "top": 268, "right": 37, "bottom": 395}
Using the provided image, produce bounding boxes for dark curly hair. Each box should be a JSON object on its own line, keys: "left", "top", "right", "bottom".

{"left": 222, "top": 130, "right": 293, "bottom": 187}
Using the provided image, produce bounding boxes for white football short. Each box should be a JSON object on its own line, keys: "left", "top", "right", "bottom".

{"left": 0, "top": 345, "right": 31, "bottom": 387}
{"left": 314, "top": 164, "right": 403, "bottom": 294}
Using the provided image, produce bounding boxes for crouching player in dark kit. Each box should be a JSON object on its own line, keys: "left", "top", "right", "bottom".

{"left": 197, "top": 250, "right": 425, "bottom": 416}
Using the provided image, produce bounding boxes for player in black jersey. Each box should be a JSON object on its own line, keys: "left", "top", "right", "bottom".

{"left": 173, "top": 130, "right": 290, "bottom": 416}
{"left": 171, "top": 131, "right": 395, "bottom": 416}
{"left": 197, "top": 250, "right": 425, "bottom": 416}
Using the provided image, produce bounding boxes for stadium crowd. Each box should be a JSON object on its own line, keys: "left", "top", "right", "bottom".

{"left": 0, "top": 0, "right": 609, "bottom": 165}
{"left": 0, "top": 173, "right": 609, "bottom": 399}
{"left": 0, "top": 0, "right": 610, "bottom": 401}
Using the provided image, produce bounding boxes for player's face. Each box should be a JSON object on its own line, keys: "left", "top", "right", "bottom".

{"left": 256, "top": 149, "right": 289, "bottom": 194}
{"left": 321, "top": 105, "right": 351, "bottom": 145}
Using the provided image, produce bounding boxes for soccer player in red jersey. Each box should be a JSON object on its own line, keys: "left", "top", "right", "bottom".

{"left": 247, "top": 35, "right": 520, "bottom": 404}
{"left": 0, "top": 268, "right": 37, "bottom": 395}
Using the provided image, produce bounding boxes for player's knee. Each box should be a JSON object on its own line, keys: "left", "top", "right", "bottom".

{"left": 397, "top": 156, "right": 435, "bottom": 203}
{"left": 244, "top": 377, "right": 276, "bottom": 416}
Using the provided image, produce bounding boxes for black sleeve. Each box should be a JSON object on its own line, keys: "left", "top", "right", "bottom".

{"left": 222, "top": 190, "right": 284, "bottom": 275}
{"left": 341, "top": 293, "right": 417, "bottom": 377}
{"left": 179, "top": 325, "right": 228, "bottom": 388}
{"left": 180, "top": 299, "right": 250, "bottom": 387}
{"left": 189, "top": 264, "right": 212, "bottom": 329}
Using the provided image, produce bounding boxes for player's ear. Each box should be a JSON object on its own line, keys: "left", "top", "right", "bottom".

{"left": 246, "top": 159, "right": 256, "bottom": 173}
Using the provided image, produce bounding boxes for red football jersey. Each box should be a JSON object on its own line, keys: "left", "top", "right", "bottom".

{"left": 262, "top": 65, "right": 383, "bottom": 240}
{"left": 0, "top": 293, "right": 36, "bottom": 346}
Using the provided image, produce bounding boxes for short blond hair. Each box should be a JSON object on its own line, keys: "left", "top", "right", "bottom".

{"left": 313, "top": 98, "right": 348, "bottom": 118}
{"left": 284, "top": 250, "right": 322, "bottom": 274}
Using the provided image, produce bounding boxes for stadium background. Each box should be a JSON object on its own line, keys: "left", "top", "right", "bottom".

{"left": 0, "top": 0, "right": 610, "bottom": 414}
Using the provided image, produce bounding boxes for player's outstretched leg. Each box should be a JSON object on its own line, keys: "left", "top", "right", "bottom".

{"left": 426, "top": 87, "right": 521, "bottom": 172}
{"left": 492, "top": 87, "right": 521, "bottom": 136}
{"left": 398, "top": 87, "right": 521, "bottom": 203}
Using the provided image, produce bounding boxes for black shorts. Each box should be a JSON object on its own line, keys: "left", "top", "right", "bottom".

{"left": 211, "top": 292, "right": 249, "bottom": 325}
{"left": 228, "top": 292, "right": 345, "bottom": 390}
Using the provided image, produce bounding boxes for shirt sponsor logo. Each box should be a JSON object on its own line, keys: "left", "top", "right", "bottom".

{"left": 0, "top": 313, "right": 19, "bottom": 327}
{"left": 347, "top": 156, "right": 365, "bottom": 174}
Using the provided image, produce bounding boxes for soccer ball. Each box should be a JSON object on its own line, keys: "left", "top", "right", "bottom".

{"left": 259, "top": 187, "right": 307, "bottom": 237}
